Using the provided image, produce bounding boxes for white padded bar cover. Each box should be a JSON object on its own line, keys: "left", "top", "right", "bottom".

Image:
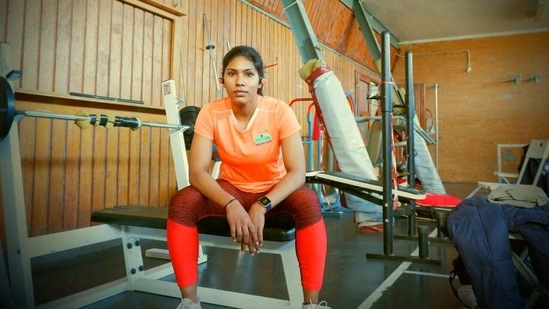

{"left": 309, "top": 69, "right": 381, "bottom": 215}
{"left": 412, "top": 115, "right": 446, "bottom": 194}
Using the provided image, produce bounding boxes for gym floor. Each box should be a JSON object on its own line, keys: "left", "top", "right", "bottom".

{"left": 31, "top": 183, "right": 476, "bottom": 309}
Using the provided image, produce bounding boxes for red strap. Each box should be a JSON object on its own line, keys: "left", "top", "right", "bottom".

{"left": 312, "top": 112, "right": 320, "bottom": 141}
{"left": 305, "top": 64, "right": 331, "bottom": 88}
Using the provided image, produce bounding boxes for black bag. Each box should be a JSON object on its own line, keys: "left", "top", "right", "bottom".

{"left": 449, "top": 254, "right": 471, "bottom": 299}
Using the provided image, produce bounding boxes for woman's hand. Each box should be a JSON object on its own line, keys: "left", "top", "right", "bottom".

{"left": 247, "top": 203, "right": 267, "bottom": 253}
{"left": 225, "top": 201, "right": 260, "bottom": 255}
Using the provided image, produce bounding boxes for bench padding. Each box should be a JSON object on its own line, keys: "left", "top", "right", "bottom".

{"left": 92, "top": 205, "right": 296, "bottom": 242}
{"left": 92, "top": 205, "right": 168, "bottom": 229}
{"left": 306, "top": 170, "right": 426, "bottom": 200}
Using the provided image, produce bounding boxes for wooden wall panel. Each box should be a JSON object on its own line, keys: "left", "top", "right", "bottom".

{"left": 131, "top": 9, "right": 145, "bottom": 102}
{"left": 109, "top": 1, "right": 124, "bottom": 98}
{"left": 39, "top": 0, "right": 56, "bottom": 91}
{"left": 19, "top": 118, "right": 36, "bottom": 234}
{"left": 77, "top": 123, "right": 93, "bottom": 229}
{"left": 54, "top": 0, "right": 72, "bottom": 93}
{"left": 5, "top": 0, "right": 174, "bottom": 105}
{"left": 69, "top": 1, "right": 86, "bottom": 93}
{"left": 63, "top": 120, "right": 80, "bottom": 231}
{"left": 22, "top": 3, "right": 41, "bottom": 90}
{"left": 96, "top": 0, "right": 112, "bottom": 97}
{"left": 48, "top": 120, "right": 67, "bottom": 234}
{"left": 31, "top": 118, "right": 51, "bottom": 236}
{"left": 116, "top": 129, "right": 131, "bottom": 206}
{"left": 104, "top": 128, "right": 120, "bottom": 213}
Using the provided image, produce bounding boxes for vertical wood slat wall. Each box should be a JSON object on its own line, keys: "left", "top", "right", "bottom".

{"left": 0, "top": 0, "right": 376, "bottom": 238}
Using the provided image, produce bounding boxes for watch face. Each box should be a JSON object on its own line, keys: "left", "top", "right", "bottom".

{"left": 259, "top": 196, "right": 271, "bottom": 206}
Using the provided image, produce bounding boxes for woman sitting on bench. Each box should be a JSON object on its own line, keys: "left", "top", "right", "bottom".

{"left": 167, "top": 45, "right": 328, "bottom": 309}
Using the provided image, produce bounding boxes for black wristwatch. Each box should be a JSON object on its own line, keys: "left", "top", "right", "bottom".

{"left": 258, "top": 196, "right": 272, "bottom": 212}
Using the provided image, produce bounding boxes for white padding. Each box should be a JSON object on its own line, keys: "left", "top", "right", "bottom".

{"left": 412, "top": 115, "right": 445, "bottom": 194}
{"left": 312, "top": 72, "right": 377, "bottom": 180}
{"left": 306, "top": 171, "right": 425, "bottom": 200}
{"left": 311, "top": 71, "right": 381, "bottom": 217}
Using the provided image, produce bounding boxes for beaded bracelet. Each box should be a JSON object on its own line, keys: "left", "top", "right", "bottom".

{"left": 223, "top": 198, "right": 237, "bottom": 210}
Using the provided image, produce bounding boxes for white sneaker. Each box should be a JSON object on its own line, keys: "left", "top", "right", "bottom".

{"left": 175, "top": 298, "right": 201, "bottom": 309}
{"left": 302, "top": 300, "right": 329, "bottom": 309}
{"left": 457, "top": 285, "right": 478, "bottom": 309}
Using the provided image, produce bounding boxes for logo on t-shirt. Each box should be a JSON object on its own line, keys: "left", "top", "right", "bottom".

{"left": 253, "top": 130, "right": 272, "bottom": 146}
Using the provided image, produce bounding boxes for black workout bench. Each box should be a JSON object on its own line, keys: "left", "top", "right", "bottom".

{"left": 91, "top": 205, "right": 302, "bottom": 309}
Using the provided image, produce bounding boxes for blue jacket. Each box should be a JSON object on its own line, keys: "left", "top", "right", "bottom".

{"left": 447, "top": 196, "right": 549, "bottom": 309}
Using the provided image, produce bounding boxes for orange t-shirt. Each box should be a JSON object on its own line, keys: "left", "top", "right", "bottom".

{"left": 194, "top": 96, "right": 301, "bottom": 193}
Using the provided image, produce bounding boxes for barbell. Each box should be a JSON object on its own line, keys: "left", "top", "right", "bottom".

{"left": 0, "top": 76, "right": 199, "bottom": 149}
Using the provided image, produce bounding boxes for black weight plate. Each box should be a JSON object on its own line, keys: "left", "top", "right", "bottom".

{"left": 179, "top": 105, "right": 201, "bottom": 150}
{"left": 0, "top": 76, "right": 16, "bottom": 143}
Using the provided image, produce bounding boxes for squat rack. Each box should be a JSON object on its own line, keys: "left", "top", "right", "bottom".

{"left": 281, "top": 0, "right": 440, "bottom": 264}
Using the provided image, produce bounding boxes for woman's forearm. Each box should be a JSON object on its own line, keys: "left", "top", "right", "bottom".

{"left": 190, "top": 171, "right": 234, "bottom": 207}
{"left": 262, "top": 170, "right": 306, "bottom": 207}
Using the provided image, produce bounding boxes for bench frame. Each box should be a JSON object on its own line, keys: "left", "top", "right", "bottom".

{"left": 92, "top": 223, "right": 303, "bottom": 309}
{"left": 89, "top": 206, "right": 303, "bottom": 309}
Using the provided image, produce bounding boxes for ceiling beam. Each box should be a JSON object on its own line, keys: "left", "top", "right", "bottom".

{"left": 280, "top": 0, "right": 325, "bottom": 63}
{"left": 339, "top": 0, "right": 400, "bottom": 48}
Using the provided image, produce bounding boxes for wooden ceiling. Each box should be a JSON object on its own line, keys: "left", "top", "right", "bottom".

{"left": 245, "top": 0, "right": 380, "bottom": 72}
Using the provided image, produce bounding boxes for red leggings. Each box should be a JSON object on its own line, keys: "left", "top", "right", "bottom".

{"left": 167, "top": 180, "right": 327, "bottom": 290}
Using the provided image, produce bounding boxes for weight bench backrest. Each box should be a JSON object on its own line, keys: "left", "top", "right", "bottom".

{"left": 91, "top": 205, "right": 296, "bottom": 242}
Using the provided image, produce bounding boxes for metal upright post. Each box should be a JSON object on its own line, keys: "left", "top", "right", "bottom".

{"left": 433, "top": 83, "right": 439, "bottom": 169}
{"left": 366, "top": 34, "right": 441, "bottom": 265}
{"left": 0, "top": 119, "right": 33, "bottom": 308}
{"left": 405, "top": 52, "right": 416, "bottom": 187}
{"left": 380, "top": 31, "right": 394, "bottom": 255}
{"left": 405, "top": 51, "right": 417, "bottom": 236}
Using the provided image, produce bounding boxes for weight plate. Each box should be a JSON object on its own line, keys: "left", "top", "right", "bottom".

{"left": 179, "top": 105, "right": 201, "bottom": 150}
{"left": 0, "top": 76, "right": 16, "bottom": 143}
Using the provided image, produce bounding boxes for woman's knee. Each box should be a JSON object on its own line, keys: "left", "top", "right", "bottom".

{"left": 284, "top": 186, "right": 323, "bottom": 228}
{"left": 168, "top": 186, "right": 204, "bottom": 222}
